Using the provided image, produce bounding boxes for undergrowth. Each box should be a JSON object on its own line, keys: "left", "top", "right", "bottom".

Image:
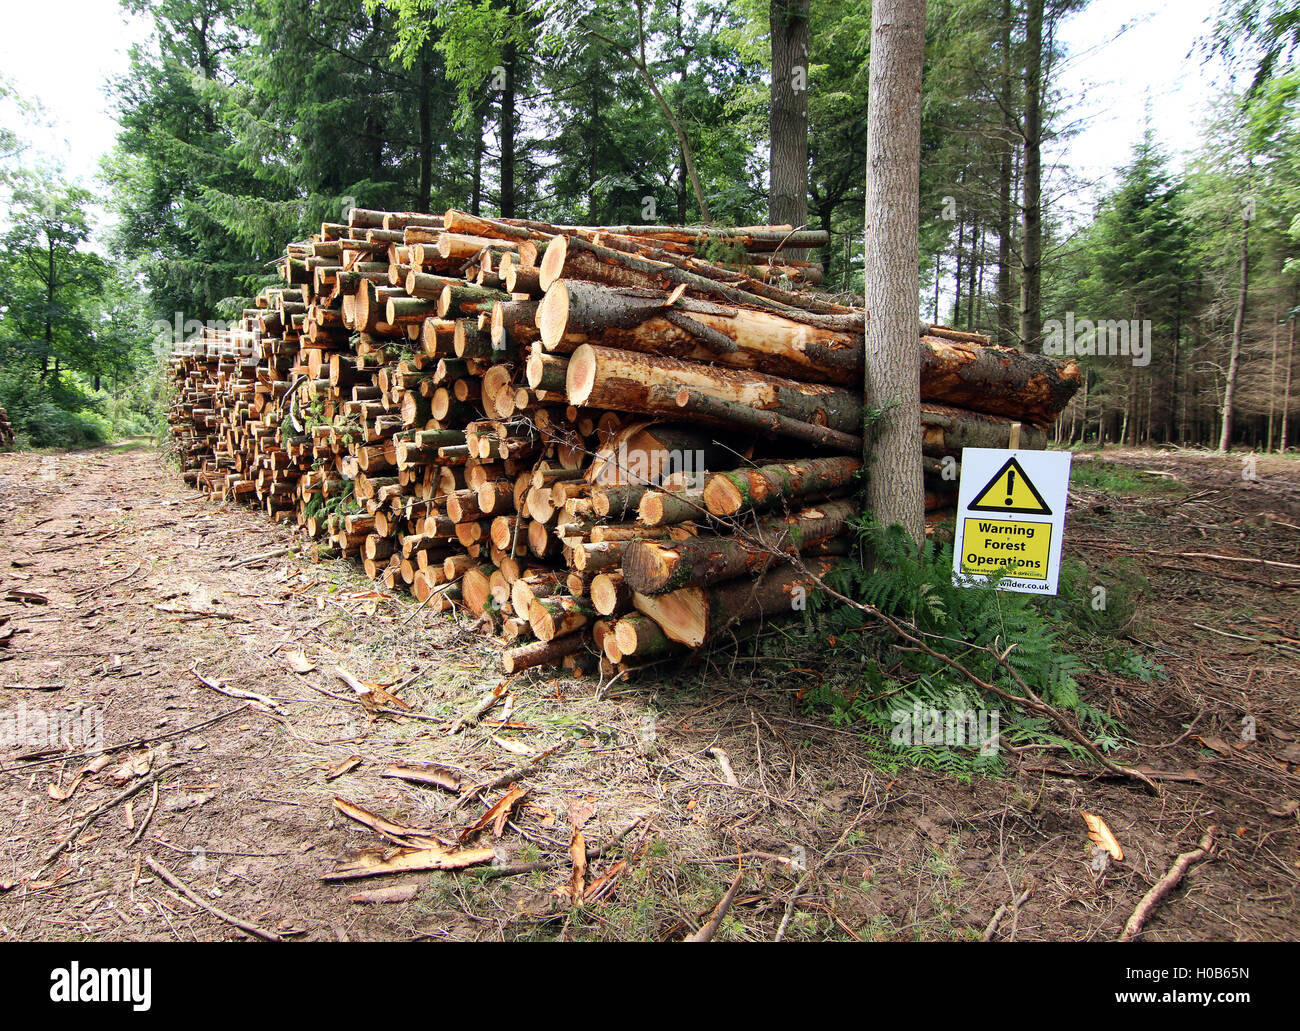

{"left": 789, "top": 521, "right": 1160, "bottom": 778}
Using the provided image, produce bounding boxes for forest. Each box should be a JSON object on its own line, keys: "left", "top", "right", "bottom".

{"left": 0, "top": 0, "right": 1296, "bottom": 453}
{"left": 2, "top": 0, "right": 1300, "bottom": 950}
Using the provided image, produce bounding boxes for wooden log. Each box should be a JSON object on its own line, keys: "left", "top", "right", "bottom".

{"left": 590, "top": 571, "right": 633, "bottom": 616}
{"left": 633, "top": 558, "right": 838, "bottom": 648}
{"left": 566, "top": 345, "right": 861, "bottom": 435}
{"left": 501, "top": 634, "right": 587, "bottom": 673}
{"left": 921, "top": 403, "right": 1047, "bottom": 458}
{"left": 527, "top": 596, "right": 597, "bottom": 642}
{"left": 612, "top": 614, "right": 691, "bottom": 661}
{"left": 921, "top": 337, "right": 1081, "bottom": 422}
{"left": 624, "top": 499, "right": 856, "bottom": 594}
{"left": 539, "top": 280, "right": 861, "bottom": 385}
{"left": 655, "top": 385, "right": 862, "bottom": 453}
{"left": 702, "top": 457, "right": 861, "bottom": 516}
{"left": 638, "top": 489, "right": 705, "bottom": 527}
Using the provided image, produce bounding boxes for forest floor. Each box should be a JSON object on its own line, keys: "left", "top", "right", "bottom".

{"left": 0, "top": 441, "right": 1297, "bottom": 941}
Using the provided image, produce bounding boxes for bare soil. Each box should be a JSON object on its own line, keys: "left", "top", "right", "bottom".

{"left": 0, "top": 442, "right": 1297, "bottom": 941}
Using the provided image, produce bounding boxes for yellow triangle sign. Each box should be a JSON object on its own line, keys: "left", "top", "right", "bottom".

{"left": 968, "top": 457, "right": 1052, "bottom": 515}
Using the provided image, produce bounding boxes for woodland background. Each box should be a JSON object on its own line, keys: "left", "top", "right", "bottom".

{"left": 0, "top": 0, "right": 1297, "bottom": 452}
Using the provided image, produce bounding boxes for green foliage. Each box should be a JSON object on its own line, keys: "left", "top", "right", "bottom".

{"left": 1068, "top": 459, "right": 1184, "bottom": 495}
{"left": 0, "top": 153, "right": 158, "bottom": 447}
{"left": 0, "top": 374, "right": 109, "bottom": 449}
{"left": 1209, "top": 0, "right": 1300, "bottom": 98}
{"left": 793, "top": 521, "right": 1145, "bottom": 776}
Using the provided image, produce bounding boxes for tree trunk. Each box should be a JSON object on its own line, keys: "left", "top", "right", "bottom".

{"left": 1282, "top": 315, "right": 1295, "bottom": 452}
{"left": 500, "top": 37, "right": 517, "bottom": 218}
{"left": 769, "top": 0, "right": 811, "bottom": 259}
{"left": 417, "top": 46, "right": 433, "bottom": 212}
{"left": 1019, "top": 0, "right": 1044, "bottom": 352}
{"left": 863, "top": 0, "right": 927, "bottom": 542}
{"left": 954, "top": 214, "right": 965, "bottom": 327}
{"left": 471, "top": 99, "right": 485, "bottom": 216}
{"left": 1268, "top": 309, "right": 1279, "bottom": 451}
{"left": 996, "top": 0, "right": 1015, "bottom": 347}
{"left": 1219, "top": 212, "right": 1249, "bottom": 452}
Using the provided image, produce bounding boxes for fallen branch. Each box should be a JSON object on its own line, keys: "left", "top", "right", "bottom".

{"left": 1119, "top": 827, "right": 1216, "bottom": 942}
{"left": 222, "top": 546, "right": 290, "bottom": 569}
{"left": 190, "top": 666, "right": 287, "bottom": 715}
{"left": 32, "top": 763, "right": 184, "bottom": 877}
{"left": 684, "top": 867, "right": 744, "bottom": 942}
{"left": 144, "top": 856, "right": 283, "bottom": 942}
{"left": 982, "top": 885, "right": 1033, "bottom": 941}
{"left": 129, "top": 782, "right": 160, "bottom": 846}
{"left": 85, "top": 562, "right": 142, "bottom": 599}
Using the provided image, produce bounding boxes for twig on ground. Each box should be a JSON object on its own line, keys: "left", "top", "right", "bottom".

{"left": 85, "top": 562, "right": 142, "bottom": 599}
{"left": 774, "top": 776, "right": 875, "bottom": 942}
{"left": 144, "top": 856, "right": 282, "bottom": 942}
{"left": 190, "top": 666, "right": 286, "bottom": 715}
{"left": 982, "top": 885, "right": 1033, "bottom": 941}
{"left": 129, "top": 782, "right": 160, "bottom": 846}
{"left": 32, "top": 763, "right": 185, "bottom": 877}
{"left": 221, "top": 546, "right": 289, "bottom": 569}
{"left": 1120, "top": 827, "right": 1217, "bottom": 942}
{"left": 708, "top": 747, "right": 740, "bottom": 787}
{"left": 685, "top": 867, "right": 744, "bottom": 942}
{"left": 0, "top": 706, "right": 248, "bottom": 775}
{"left": 457, "top": 740, "right": 576, "bottom": 808}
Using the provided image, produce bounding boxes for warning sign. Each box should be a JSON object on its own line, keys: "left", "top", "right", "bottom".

{"left": 953, "top": 448, "right": 1071, "bottom": 595}
{"left": 967, "top": 457, "right": 1053, "bottom": 515}
{"left": 959, "top": 519, "right": 1052, "bottom": 581}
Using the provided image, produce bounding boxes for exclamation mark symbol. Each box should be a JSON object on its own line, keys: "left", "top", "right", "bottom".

{"left": 1005, "top": 469, "right": 1015, "bottom": 507}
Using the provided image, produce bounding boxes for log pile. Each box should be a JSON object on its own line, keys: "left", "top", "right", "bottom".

{"left": 168, "top": 208, "right": 1080, "bottom": 676}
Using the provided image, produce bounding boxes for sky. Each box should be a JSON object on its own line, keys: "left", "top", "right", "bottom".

{"left": 0, "top": 1, "right": 148, "bottom": 187}
{"left": 0, "top": 0, "right": 1246, "bottom": 228}
{"left": 1049, "top": 0, "right": 1236, "bottom": 222}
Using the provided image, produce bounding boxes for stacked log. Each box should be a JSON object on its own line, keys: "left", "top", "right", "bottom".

{"left": 167, "top": 208, "right": 1080, "bottom": 676}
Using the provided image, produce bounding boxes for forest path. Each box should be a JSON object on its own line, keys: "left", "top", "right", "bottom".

{"left": 0, "top": 443, "right": 1296, "bottom": 940}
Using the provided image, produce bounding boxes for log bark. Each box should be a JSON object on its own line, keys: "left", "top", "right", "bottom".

{"left": 921, "top": 337, "right": 1081, "bottom": 422}
{"left": 624, "top": 499, "right": 856, "bottom": 594}
{"left": 921, "top": 403, "right": 1045, "bottom": 458}
{"left": 567, "top": 345, "right": 861, "bottom": 434}
{"left": 528, "top": 595, "right": 597, "bottom": 642}
{"left": 502, "top": 634, "right": 587, "bottom": 673}
{"left": 702, "top": 457, "right": 860, "bottom": 516}
{"left": 633, "top": 558, "right": 837, "bottom": 647}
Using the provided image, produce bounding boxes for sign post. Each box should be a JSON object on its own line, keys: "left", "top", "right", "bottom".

{"left": 952, "top": 448, "right": 1072, "bottom": 596}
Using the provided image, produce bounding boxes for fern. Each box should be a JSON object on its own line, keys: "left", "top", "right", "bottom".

{"left": 794, "top": 519, "right": 1145, "bottom": 776}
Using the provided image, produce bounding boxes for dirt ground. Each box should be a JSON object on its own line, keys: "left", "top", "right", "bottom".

{"left": 0, "top": 441, "right": 1297, "bottom": 941}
